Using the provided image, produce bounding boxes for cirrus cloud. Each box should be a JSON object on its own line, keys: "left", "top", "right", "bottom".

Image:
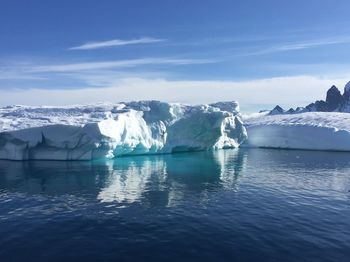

{"left": 69, "top": 37, "right": 165, "bottom": 50}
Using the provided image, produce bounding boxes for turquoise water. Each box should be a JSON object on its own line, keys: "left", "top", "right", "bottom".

{"left": 0, "top": 149, "right": 350, "bottom": 261}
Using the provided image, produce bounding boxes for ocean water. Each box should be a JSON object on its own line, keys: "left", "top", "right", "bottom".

{"left": 0, "top": 149, "right": 349, "bottom": 262}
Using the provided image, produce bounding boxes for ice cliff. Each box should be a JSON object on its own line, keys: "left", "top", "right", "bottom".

{"left": 243, "top": 112, "right": 350, "bottom": 151}
{"left": 0, "top": 101, "right": 247, "bottom": 160}
{"left": 248, "top": 81, "right": 350, "bottom": 152}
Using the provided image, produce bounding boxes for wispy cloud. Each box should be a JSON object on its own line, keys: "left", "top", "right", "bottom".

{"left": 272, "top": 38, "right": 350, "bottom": 52}
{"left": 69, "top": 37, "right": 165, "bottom": 50}
{"left": 28, "top": 58, "right": 215, "bottom": 73}
{"left": 253, "top": 37, "right": 350, "bottom": 56}
{"left": 213, "top": 36, "right": 350, "bottom": 58}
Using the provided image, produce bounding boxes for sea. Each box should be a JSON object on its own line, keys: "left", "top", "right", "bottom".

{"left": 0, "top": 148, "right": 349, "bottom": 261}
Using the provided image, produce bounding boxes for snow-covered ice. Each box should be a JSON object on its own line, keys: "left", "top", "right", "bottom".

{"left": 243, "top": 112, "right": 350, "bottom": 151}
{"left": 2, "top": 100, "right": 349, "bottom": 159}
{"left": 0, "top": 101, "right": 247, "bottom": 160}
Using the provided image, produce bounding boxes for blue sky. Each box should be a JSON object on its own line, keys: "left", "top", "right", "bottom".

{"left": 1, "top": 0, "right": 350, "bottom": 111}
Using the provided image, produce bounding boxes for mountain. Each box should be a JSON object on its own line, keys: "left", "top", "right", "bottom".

{"left": 268, "top": 81, "right": 350, "bottom": 115}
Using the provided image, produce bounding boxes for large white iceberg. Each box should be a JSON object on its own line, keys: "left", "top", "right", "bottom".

{"left": 243, "top": 112, "right": 350, "bottom": 151}
{"left": 0, "top": 101, "right": 247, "bottom": 160}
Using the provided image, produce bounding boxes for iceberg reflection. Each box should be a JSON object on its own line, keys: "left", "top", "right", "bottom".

{"left": 0, "top": 149, "right": 349, "bottom": 207}
{"left": 97, "top": 158, "right": 167, "bottom": 203}
{"left": 0, "top": 150, "right": 247, "bottom": 205}
{"left": 98, "top": 150, "right": 247, "bottom": 204}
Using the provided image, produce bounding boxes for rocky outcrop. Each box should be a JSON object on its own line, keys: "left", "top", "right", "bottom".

{"left": 269, "top": 81, "right": 350, "bottom": 115}
{"left": 326, "top": 85, "right": 345, "bottom": 111}
{"left": 268, "top": 105, "right": 285, "bottom": 115}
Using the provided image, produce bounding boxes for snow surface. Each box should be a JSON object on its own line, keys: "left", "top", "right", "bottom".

{"left": 0, "top": 101, "right": 247, "bottom": 160}
{"left": 243, "top": 112, "right": 350, "bottom": 151}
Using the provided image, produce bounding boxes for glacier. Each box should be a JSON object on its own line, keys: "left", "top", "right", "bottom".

{"left": 243, "top": 112, "right": 350, "bottom": 151}
{"left": 0, "top": 101, "right": 247, "bottom": 160}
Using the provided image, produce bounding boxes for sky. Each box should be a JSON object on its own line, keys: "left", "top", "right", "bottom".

{"left": 1, "top": 0, "right": 350, "bottom": 111}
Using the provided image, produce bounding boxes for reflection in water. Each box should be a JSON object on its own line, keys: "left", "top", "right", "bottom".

{"left": 97, "top": 158, "right": 167, "bottom": 203}
{"left": 0, "top": 149, "right": 247, "bottom": 206}
{"left": 1, "top": 149, "right": 349, "bottom": 206}
{"left": 1, "top": 149, "right": 350, "bottom": 206}
{"left": 215, "top": 149, "right": 247, "bottom": 190}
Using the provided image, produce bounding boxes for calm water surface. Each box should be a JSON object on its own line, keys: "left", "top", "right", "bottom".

{"left": 0, "top": 149, "right": 350, "bottom": 261}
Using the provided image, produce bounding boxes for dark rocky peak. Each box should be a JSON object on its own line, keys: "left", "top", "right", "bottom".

{"left": 268, "top": 105, "right": 284, "bottom": 115}
{"left": 306, "top": 100, "right": 329, "bottom": 112}
{"left": 267, "top": 81, "right": 350, "bottom": 115}
{"left": 326, "top": 85, "right": 344, "bottom": 111}
{"left": 344, "top": 81, "right": 350, "bottom": 101}
{"left": 294, "top": 107, "right": 305, "bottom": 113}
{"left": 345, "top": 81, "right": 350, "bottom": 91}
{"left": 286, "top": 108, "right": 295, "bottom": 114}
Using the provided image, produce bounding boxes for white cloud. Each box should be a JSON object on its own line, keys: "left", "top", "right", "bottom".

{"left": 28, "top": 58, "right": 215, "bottom": 73}
{"left": 225, "top": 36, "right": 350, "bottom": 58}
{"left": 273, "top": 38, "right": 350, "bottom": 51}
{"left": 255, "top": 37, "right": 350, "bottom": 55}
{"left": 1, "top": 75, "right": 348, "bottom": 112}
{"left": 70, "top": 37, "right": 165, "bottom": 50}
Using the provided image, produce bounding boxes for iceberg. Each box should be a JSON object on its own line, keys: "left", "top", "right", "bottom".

{"left": 243, "top": 112, "right": 350, "bottom": 151}
{"left": 0, "top": 101, "right": 247, "bottom": 160}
